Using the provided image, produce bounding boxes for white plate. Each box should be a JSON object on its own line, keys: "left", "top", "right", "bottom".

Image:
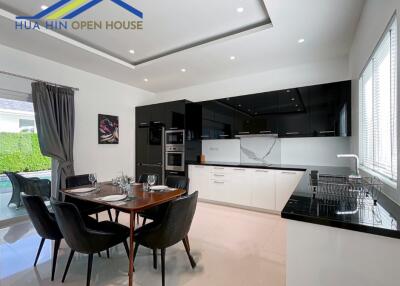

{"left": 150, "top": 185, "right": 168, "bottom": 191}
{"left": 99, "top": 194, "right": 127, "bottom": 202}
{"left": 68, "top": 187, "right": 95, "bottom": 194}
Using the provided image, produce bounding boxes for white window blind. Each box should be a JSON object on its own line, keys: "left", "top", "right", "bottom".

{"left": 359, "top": 17, "right": 397, "bottom": 182}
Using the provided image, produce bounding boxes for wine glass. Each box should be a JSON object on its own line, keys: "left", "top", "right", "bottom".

{"left": 147, "top": 175, "right": 156, "bottom": 189}
{"left": 88, "top": 173, "right": 97, "bottom": 187}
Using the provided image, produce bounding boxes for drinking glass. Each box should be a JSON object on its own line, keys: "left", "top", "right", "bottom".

{"left": 89, "top": 173, "right": 97, "bottom": 186}
{"left": 147, "top": 175, "right": 156, "bottom": 189}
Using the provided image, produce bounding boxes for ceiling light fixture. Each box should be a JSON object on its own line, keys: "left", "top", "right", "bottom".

{"left": 298, "top": 38, "right": 305, "bottom": 44}
{"left": 236, "top": 7, "right": 244, "bottom": 13}
{"left": 129, "top": 49, "right": 135, "bottom": 54}
{"left": 291, "top": 98, "right": 295, "bottom": 101}
{"left": 41, "top": 5, "right": 48, "bottom": 10}
{"left": 144, "top": 78, "right": 149, "bottom": 82}
{"left": 230, "top": 56, "right": 236, "bottom": 60}
{"left": 181, "top": 68, "right": 187, "bottom": 73}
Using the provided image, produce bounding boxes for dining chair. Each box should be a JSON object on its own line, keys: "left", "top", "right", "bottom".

{"left": 140, "top": 176, "right": 189, "bottom": 226}
{"left": 6, "top": 172, "right": 50, "bottom": 208}
{"left": 51, "top": 200, "right": 130, "bottom": 286}
{"left": 133, "top": 191, "right": 198, "bottom": 286}
{"left": 21, "top": 194, "right": 63, "bottom": 281}
{"left": 65, "top": 174, "right": 113, "bottom": 221}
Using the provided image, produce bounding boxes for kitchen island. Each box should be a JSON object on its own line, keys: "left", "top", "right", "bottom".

{"left": 281, "top": 166, "right": 400, "bottom": 286}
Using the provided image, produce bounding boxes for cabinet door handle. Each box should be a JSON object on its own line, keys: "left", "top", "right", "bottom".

{"left": 214, "top": 167, "right": 225, "bottom": 170}
{"left": 139, "top": 122, "right": 148, "bottom": 125}
{"left": 233, "top": 168, "right": 246, "bottom": 171}
{"left": 214, "top": 174, "right": 225, "bottom": 177}
{"left": 238, "top": 132, "right": 250, "bottom": 135}
{"left": 168, "top": 171, "right": 179, "bottom": 174}
{"left": 286, "top": 132, "right": 300, "bottom": 135}
{"left": 255, "top": 169, "right": 269, "bottom": 173}
{"left": 169, "top": 127, "right": 178, "bottom": 130}
{"left": 219, "top": 134, "right": 229, "bottom": 137}
{"left": 153, "top": 121, "right": 161, "bottom": 124}
{"left": 213, "top": 181, "right": 225, "bottom": 184}
{"left": 281, "top": 171, "right": 297, "bottom": 175}
{"left": 319, "top": 130, "right": 335, "bottom": 134}
{"left": 201, "top": 135, "right": 209, "bottom": 138}
{"left": 259, "top": 131, "right": 271, "bottom": 134}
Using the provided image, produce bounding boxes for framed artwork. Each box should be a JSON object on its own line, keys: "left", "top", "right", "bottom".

{"left": 98, "top": 114, "right": 119, "bottom": 144}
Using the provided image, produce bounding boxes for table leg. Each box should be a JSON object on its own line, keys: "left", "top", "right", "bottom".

{"left": 129, "top": 211, "right": 136, "bottom": 286}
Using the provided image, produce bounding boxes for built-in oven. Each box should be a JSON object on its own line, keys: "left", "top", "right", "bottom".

{"left": 165, "top": 130, "right": 185, "bottom": 147}
{"left": 165, "top": 147, "right": 185, "bottom": 172}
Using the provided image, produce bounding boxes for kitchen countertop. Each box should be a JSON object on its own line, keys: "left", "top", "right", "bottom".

{"left": 188, "top": 161, "right": 400, "bottom": 239}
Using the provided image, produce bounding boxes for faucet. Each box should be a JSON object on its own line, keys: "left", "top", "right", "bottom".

{"left": 337, "top": 154, "right": 361, "bottom": 178}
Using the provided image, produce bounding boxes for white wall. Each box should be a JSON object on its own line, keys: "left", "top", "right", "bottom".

{"left": 0, "top": 44, "right": 156, "bottom": 181}
{"left": 349, "top": 0, "right": 400, "bottom": 202}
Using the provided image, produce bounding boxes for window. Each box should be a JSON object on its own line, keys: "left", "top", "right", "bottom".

{"left": 359, "top": 17, "right": 397, "bottom": 182}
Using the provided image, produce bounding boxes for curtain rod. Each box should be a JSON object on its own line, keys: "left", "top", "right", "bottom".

{"left": 0, "top": 70, "right": 79, "bottom": 91}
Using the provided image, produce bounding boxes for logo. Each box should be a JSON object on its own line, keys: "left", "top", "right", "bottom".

{"left": 15, "top": 0, "right": 144, "bottom": 31}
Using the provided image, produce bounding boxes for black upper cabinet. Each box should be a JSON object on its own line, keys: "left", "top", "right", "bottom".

{"left": 199, "top": 101, "right": 234, "bottom": 139}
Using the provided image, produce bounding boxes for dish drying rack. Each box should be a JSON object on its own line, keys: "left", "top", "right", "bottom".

{"left": 309, "top": 173, "right": 384, "bottom": 224}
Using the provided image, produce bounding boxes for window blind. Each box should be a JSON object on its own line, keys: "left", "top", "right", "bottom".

{"left": 359, "top": 17, "right": 397, "bottom": 182}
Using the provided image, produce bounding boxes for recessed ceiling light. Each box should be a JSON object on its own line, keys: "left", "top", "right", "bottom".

{"left": 144, "top": 78, "right": 149, "bottom": 82}
{"left": 41, "top": 5, "right": 48, "bottom": 10}
{"left": 230, "top": 56, "right": 236, "bottom": 60}
{"left": 181, "top": 68, "right": 186, "bottom": 73}
{"left": 129, "top": 49, "right": 135, "bottom": 54}
{"left": 238, "top": 104, "right": 242, "bottom": 107}
{"left": 291, "top": 98, "right": 295, "bottom": 101}
{"left": 286, "top": 90, "right": 291, "bottom": 93}
{"left": 298, "top": 38, "right": 305, "bottom": 44}
{"left": 236, "top": 7, "right": 244, "bottom": 13}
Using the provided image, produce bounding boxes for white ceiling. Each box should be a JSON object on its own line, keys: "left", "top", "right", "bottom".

{"left": 0, "top": 0, "right": 364, "bottom": 93}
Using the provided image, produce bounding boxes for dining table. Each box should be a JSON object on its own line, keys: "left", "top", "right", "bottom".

{"left": 61, "top": 182, "right": 186, "bottom": 286}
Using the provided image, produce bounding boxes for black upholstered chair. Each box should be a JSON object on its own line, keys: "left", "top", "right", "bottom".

{"left": 65, "top": 174, "right": 113, "bottom": 221}
{"left": 21, "top": 194, "right": 63, "bottom": 281}
{"left": 140, "top": 176, "right": 189, "bottom": 225}
{"left": 51, "top": 200, "right": 130, "bottom": 286}
{"left": 6, "top": 172, "right": 51, "bottom": 208}
{"left": 133, "top": 191, "right": 198, "bottom": 286}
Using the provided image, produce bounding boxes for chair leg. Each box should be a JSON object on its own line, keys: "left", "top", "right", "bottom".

{"left": 95, "top": 213, "right": 99, "bottom": 221}
{"left": 136, "top": 213, "right": 139, "bottom": 224}
{"left": 34, "top": 238, "right": 45, "bottom": 266}
{"left": 133, "top": 243, "right": 139, "bottom": 263}
{"left": 142, "top": 218, "right": 147, "bottom": 226}
{"left": 106, "top": 249, "right": 110, "bottom": 259}
{"left": 97, "top": 252, "right": 102, "bottom": 258}
{"left": 86, "top": 254, "right": 93, "bottom": 286}
{"left": 107, "top": 209, "right": 113, "bottom": 221}
{"left": 161, "top": 249, "right": 166, "bottom": 286}
{"left": 182, "top": 237, "right": 196, "bottom": 269}
{"left": 115, "top": 210, "right": 120, "bottom": 222}
{"left": 51, "top": 239, "right": 61, "bottom": 281}
{"left": 184, "top": 235, "right": 191, "bottom": 251}
{"left": 123, "top": 240, "right": 130, "bottom": 258}
{"left": 62, "top": 250, "right": 75, "bottom": 283}
{"left": 153, "top": 249, "right": 157, "bottom": 270}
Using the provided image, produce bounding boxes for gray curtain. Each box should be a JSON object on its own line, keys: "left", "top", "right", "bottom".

{"left": 31, "top": 82, "right": 75, "bottom": 198}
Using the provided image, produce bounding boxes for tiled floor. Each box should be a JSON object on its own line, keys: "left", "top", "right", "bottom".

{"left": 0, "top": 202, "right": 286, "bottom": 286}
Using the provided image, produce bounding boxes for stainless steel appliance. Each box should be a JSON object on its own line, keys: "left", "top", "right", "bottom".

{"left": 165, "top": 129, "right": 184, "bottom": 147}
{"left": 165, "top": 130, "right": 185, "bottom": 172}
{"left": 165, "top": 146, "right": 185, "bottom": 172}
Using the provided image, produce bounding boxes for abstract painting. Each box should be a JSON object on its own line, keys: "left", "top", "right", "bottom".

{"left": 98, "top": 114, "right": 119, "bottom": 144}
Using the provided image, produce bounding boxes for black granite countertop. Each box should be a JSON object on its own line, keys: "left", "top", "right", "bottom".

{"left": 188, "top": 161, "right": 400, "bottom": 239}
{"left": 187, "top": 161, "right": 307, "bottom": 171}
{"left": 281, "top": 165, "right": 400, "bottom": 239}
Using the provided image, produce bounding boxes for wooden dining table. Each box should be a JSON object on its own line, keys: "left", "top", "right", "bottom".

{"left": 61, "top": 182, "right": 186, "bottom": 286}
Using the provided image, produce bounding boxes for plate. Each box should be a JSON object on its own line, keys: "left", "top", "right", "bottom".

{"left": 99, "top": 194, "right": 127, "bottom": 202}
{"left": 68, "top": 187, "right": 95, "bottom": 194}
{"left": 150, "top": 185, "right": 168, "bottom": 191}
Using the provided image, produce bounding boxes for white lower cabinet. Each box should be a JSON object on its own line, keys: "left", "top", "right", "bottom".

{"left": 188, "top": 165, "right": 303, "bottom": 212}
{"left": 275, "top": 170, "right": 304, "bottom": 211}
{"left": 250, "top": 169, "right": 276, "bottom": 210}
